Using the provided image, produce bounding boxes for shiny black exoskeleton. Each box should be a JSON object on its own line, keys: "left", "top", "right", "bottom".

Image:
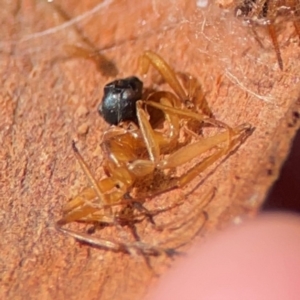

{"left": 98, "top": 76, "right": 143, "bottom": 125}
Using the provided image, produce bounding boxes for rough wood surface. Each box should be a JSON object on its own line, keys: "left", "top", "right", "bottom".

{"left": 1, "top": 1, "right": 300, "bottom": 299}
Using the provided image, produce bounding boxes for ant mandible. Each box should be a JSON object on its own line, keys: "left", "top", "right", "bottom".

{"left": 56, "top": 51, "right": 252, "bottom": 255}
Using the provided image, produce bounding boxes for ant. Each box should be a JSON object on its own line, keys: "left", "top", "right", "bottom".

{"left": 233, "top": 0, "right": 300, "bottom": 70}
{"left": 56, "top": 51, "right": 252, "bottom": 256}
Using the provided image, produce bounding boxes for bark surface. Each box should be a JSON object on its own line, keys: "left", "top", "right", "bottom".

{"left": 1, "top": 1, "right": 300, "bottom": 299}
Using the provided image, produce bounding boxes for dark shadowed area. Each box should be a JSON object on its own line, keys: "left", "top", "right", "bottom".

{"left": 264, "top": 130, "right": 300, "bottom": 212}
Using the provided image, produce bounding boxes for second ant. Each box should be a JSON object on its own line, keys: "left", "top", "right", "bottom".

{"left": 56, "top": 51, "right": 252, "bottom": 256}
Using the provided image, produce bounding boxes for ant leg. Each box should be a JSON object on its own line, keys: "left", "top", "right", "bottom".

{"left": 157, "top": 133, "right": 226, "bottom": 169}
{"left": 120, "top": 208, "right": 158, "bottom": 269}
{"left": 72, "top": 141, "right": 107, "bottom": 207}
{"left": 176, "top": 72, "right": 213, "bottom": 117}
{"left": 57, "top": 181, "right": 120, "bottom": 226}
{"left": 140, "top": 123, "right": 251, "bottom": 198}
{"left": 56, "top": 225, "right": 176, "bottom": 257}
{"left": 130, "top": 124, "right": 251, "bottom": 201}
{"left": 136, "top": 100, "right": 161, "bottom": 162}
{"left": 137, "top": 94, "right": 198, "bottom": 165}
{"left": 61, "top": 177, "right": 120, "bottom": 216}
{"left": 268, "top": 23, "right": 283, "bottom": 70}
{"left": 145, "top": 92, "right": 181, "bottom": 149}
{"left": 147, "top": 90, "right": 182, "bottom": 108}
{"left": 58, "top": 142, "right": 133, "bottom": 225}
{"left": 177, "top": 148, "right": 230, "bottom": 188}
{"left": 57, "top": 142, "right": 112, "bottom": 226}
{"left": 145, "top": 100, "right": 230, "bottom": 129}
{"left": 122, "top": 193, "right": 156, "bottom": 225}
{"left": 139, "top": 51, "right": 187, "bottom": 100}
{"left": 156, "top": 124, "right": 249, "bottom": 170}
{"left": 142, "top": 101, "right": 238, "bottom": 168}
{"left": 149, "top": 189, "right": 215, "bottom": 252}
{"left": 155, "top": 188, "right": 215, "bottom": 230}
{"left": 137, "top": 95, "right": 189, "bottom": 161}
{"left": 175, "top": 124, "right": 251, "bottom": 188}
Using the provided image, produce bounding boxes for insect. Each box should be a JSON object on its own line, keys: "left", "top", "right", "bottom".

{"left": 56, "top": 51, "right": 252, "bottom": 256}
{"left": 234, "top": 0, "right": 300, "bottom": 70}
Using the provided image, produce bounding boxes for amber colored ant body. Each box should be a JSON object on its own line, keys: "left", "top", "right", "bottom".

{"left": 234, "top": 0, "right": 300, "bottom": 69}
{"left": 56, "top": 51, "right": 252, "bottom": 255}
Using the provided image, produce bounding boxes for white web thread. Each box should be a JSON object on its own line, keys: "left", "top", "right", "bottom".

{"left": 0, "top": 0, "right": 114, "bottom": 46}
{"left": 1, "top": 0, "right": 290, "bottom": 104}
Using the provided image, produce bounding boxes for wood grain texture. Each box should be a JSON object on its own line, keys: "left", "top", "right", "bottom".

{"left": 1, "top": 1, "right": 300, "bottom": 299}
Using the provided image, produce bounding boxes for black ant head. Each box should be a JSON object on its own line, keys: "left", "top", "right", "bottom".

{"left": 99, "top": 76, "right": 143, "bottom": 125}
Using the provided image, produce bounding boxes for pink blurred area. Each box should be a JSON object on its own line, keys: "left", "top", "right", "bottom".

{"left": 151, "top": 213, "right": 300, "bottom": 300}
